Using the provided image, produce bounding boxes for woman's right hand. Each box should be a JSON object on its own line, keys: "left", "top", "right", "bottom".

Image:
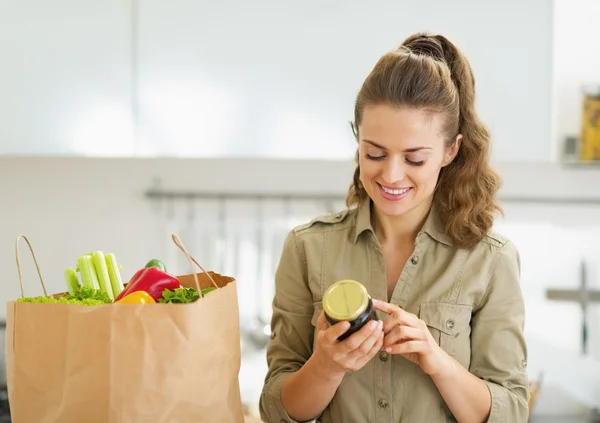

{"left": 311, "top": 311, "right": 384, "bottom": 379}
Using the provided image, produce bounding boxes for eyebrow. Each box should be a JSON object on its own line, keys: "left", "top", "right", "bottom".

{"left": 363, "top": 139, "right": 433, "bottom": 153}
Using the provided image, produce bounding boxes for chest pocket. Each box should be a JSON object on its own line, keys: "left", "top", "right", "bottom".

{"left": 419, "top": 302, "right": 473, "bottom": 369}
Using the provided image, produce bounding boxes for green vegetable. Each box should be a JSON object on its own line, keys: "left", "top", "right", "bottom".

{"left": 69, "top": 286, "right": 112, "bottom": 303}
{"left": 145, "top": 259, "right": 167, "bottom": 272}
{"left": 77, "top": 254, "right": 99, "bottom": 290}
{"left": 17, "top": 286, "right": 112, "bottom": 306}
{"left": 158, "top": 287, "right": 216, "bottom": 304}
{"left": 105, "top": 253, "right": 125, "bottom": 298}
{"left": 91, "top": 251, "right": 114, "bottom": 300}
{"left": 64, "top": 267, "right": 80, "bottom": 295}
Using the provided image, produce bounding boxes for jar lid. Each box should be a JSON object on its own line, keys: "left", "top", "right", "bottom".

{"left": 323, "top": 279, "right": 370, "bottom": 321}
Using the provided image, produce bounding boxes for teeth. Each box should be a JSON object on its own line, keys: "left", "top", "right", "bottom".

{"left": 382, "top": 186, "right": 408, "bottom": 195}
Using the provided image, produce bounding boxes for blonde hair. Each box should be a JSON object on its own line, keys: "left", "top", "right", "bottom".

{"left": 346, "top": 33, "right": 502, "bottom": 249}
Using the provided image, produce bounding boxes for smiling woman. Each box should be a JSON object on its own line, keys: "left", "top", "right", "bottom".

{"left": 260, "top": 32, "right": 529, "bottom": 423}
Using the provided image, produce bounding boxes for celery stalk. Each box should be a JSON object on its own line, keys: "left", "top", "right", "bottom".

{"left": 77, "top": 254, "right": 99, "bottom": 290}
{"left": 91, "top": 251, "right": 114, "bottom": 300}
{"left": 105, "top": 253, "right": 125, "bottom": 298}
{"left": 64, "top": 267, "right": 80, "bottom": 295}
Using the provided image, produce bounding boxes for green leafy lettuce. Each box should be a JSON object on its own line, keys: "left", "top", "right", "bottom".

{"left": 158, "top": 287, "right": 216, "bottom": 304}
{"left": 17, "top": 286, "right": 113, "bottom": 306}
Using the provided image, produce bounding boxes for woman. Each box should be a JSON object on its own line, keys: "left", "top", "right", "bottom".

{"left": 259, "top": 32, "right": 529, "bottom": 423}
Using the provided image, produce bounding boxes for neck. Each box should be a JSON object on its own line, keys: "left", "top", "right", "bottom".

{"left": 372, "top": 197, "right": 433, "bottom": 246}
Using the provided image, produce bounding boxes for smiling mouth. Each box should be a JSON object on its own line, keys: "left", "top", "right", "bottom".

{"left": 378, "top": 183, "right": 411, "bottom": 195}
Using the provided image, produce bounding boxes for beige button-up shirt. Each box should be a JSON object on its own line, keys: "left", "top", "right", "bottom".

{"left": 260, "top": 199, "right": 530, "bottom": 423}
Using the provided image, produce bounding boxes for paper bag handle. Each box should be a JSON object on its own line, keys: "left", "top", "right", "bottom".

{"left": 15, "top": 234, "right": 48, "bottom": 298}
{"left": 171, "top": 233, "right": 219, "bottom": 298}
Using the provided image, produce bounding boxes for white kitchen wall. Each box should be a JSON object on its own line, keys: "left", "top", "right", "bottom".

{"left": 1, "top": 158, "right": 600, "bottom": 417}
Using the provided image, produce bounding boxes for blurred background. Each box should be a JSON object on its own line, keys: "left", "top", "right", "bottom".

{"left": 0, "top": 0, "right": 599, "bottom": 421}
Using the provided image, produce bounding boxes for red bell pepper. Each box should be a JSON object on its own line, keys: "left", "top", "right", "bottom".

{"left": 114, "top": 267, "right": 181, "bottom": 302}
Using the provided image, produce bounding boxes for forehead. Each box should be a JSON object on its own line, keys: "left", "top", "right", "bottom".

{"left": 359, "top": 104, "right": 445, "bottom": 148}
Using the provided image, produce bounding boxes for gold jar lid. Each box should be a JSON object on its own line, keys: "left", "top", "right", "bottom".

{"left": 323, "top": 279, "right": 370, "bottom": 321}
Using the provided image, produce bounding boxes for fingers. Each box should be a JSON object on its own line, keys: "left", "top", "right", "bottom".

{"left": 323, "top": 320, "right": 351, "bottom": 344}
{"left": 382, "top": 325, "right": 423, "bottom": 348}
{"left": 372, "top": 299, "right": 421, "bottom": 332}
{"left": 346, "top": 320, "right": 384, "bottom": 361}
{"left": 372, "top": 299, "right": 400, "bottom": 316}
{"left": 353, "top": 329, "right": 385, "bottom": 368}
{"left": 384, "top": 340, "right": 428, "bottom": 355}
{"left": 340, "top": 320, "right": 380, "bottom": 353}
{"left": 316, "top": 311, "right": 329, "bottom": 332}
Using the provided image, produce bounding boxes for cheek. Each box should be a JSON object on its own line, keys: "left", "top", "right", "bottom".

{"left": 358, "top": 157, "right": 378, "bottom": 181}
{"left": 413, "top": 162, "right": 443, "bottom": 187}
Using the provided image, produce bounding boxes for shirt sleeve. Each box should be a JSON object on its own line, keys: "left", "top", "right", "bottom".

{"left": 259, "top": 229, "right": 316, "bottom": 423}
{"left": 470, "top": 240, "right": 531, "bottom": 423}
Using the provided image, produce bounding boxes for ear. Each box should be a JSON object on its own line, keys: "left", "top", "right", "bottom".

{"left": 442, "top": 134, "right": 462, "bottom": 166}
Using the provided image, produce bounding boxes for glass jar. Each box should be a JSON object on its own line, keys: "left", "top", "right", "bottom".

{"left": 322, "top": 279, "right": 375, "bottom": 341}
{"left": 580, "top": 84, "right": 600, "bottom": 161}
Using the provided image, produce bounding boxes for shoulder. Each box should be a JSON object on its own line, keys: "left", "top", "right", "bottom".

{"left": 291, "top": 206, "right": 357, "bottom": 236}
{"left": 478, "top": 230, "right": 519, "bottom": 258}
{"left": 471, "top": 230, "right": 521, "bottom": 281}
{"left": 462, "top": 230, "right": 521, "bottom": 277}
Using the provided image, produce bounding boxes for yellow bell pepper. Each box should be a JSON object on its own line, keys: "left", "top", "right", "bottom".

{"left": 115, "top": 290, "right": 156, "bottom": 304}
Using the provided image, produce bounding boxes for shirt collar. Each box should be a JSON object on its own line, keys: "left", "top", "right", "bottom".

{"left": 351, "top": 197, "right": 453, "bottom": 246}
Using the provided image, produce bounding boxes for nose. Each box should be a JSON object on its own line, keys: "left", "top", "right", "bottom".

{"left": 381, "top": 157, "right": 406, "bottom": 184}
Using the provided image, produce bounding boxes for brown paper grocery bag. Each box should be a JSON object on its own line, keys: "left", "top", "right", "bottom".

{"left": 6, "top": 234, "right": 245, "bottom": 423}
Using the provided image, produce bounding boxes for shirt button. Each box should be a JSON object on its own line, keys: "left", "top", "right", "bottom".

{"left": 379, "top": 351, "right": 389, "bottom": 362}
{"left": 522, "top": 359, "right": 528, "bottom": 368}
{"left": 378, "top": 398, "right": 389, "bottom": 409}
{"left": 446, "top": 319, "right": 455, "bottom": 330}
{"left": 411, "top": 256, "right": 419, "bottom": 265}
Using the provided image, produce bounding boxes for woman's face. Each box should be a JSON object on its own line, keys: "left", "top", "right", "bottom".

{"left": 358, "top": 104, "right": 460, "bottom": 218}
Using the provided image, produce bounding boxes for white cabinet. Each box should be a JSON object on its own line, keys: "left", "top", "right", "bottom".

{"left": 134, "top": 0, "right": 358, "bottom": 159}
{"left": 0, "top": 0, "right": 555, "bottom": 160}
{"left": 0, "top": 0, "right": 134, "bottom": 156}
{"left": 135, "top": 0, "right": 554, "bottom": 161}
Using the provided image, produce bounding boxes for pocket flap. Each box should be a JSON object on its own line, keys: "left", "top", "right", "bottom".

{"left": 419, "top": 303, "right": 472, "bottom": 336}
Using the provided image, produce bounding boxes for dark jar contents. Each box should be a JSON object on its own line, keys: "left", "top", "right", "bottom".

{"left": 322, "top": 279, "right": 375, "bottom": 341}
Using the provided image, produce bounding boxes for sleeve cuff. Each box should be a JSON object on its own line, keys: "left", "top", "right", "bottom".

{"left": 262, "top": 372, "right": 303, "bottom": 423}
{"left": 485, "top": 380, "right": 508, "bottom": 423}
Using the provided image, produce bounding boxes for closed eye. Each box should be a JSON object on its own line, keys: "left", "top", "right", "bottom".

{"left": 365, "top": 153, "right": 385, "bottom": 161}
{"left": 366, "top": 154, "right": 425, "bottom": 166}
{"left": 406, "top": 159, "right": 425, "bottom": 166}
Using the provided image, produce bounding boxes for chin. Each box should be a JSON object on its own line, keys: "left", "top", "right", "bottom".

{"left": 374, "top": 201, "right": 414, "bottom": 217}
{"left": 370, "top": 193, "right": 416, "bottom": 217}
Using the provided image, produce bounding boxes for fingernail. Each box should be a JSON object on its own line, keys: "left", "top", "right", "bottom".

{"left": 368, "top": 320, "right": 377, "bottom": 330}
{"left": 378, "top": 320, "right": 383, "bottom": 329}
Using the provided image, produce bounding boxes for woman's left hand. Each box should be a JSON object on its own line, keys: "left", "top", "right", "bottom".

{"left": 372, "top": 299, "right": 450, "bottom": 377}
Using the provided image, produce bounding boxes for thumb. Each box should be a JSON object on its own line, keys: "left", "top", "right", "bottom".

{"left": 316, "top": 311, "right": 330, "bottom": 332}
{"left": 325, "top": 320, "right": 351, "bottom": 343}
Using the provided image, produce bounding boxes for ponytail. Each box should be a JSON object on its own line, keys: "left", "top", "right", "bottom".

{"left": 430, "top": 34, "right": 503, "bottom": 247}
